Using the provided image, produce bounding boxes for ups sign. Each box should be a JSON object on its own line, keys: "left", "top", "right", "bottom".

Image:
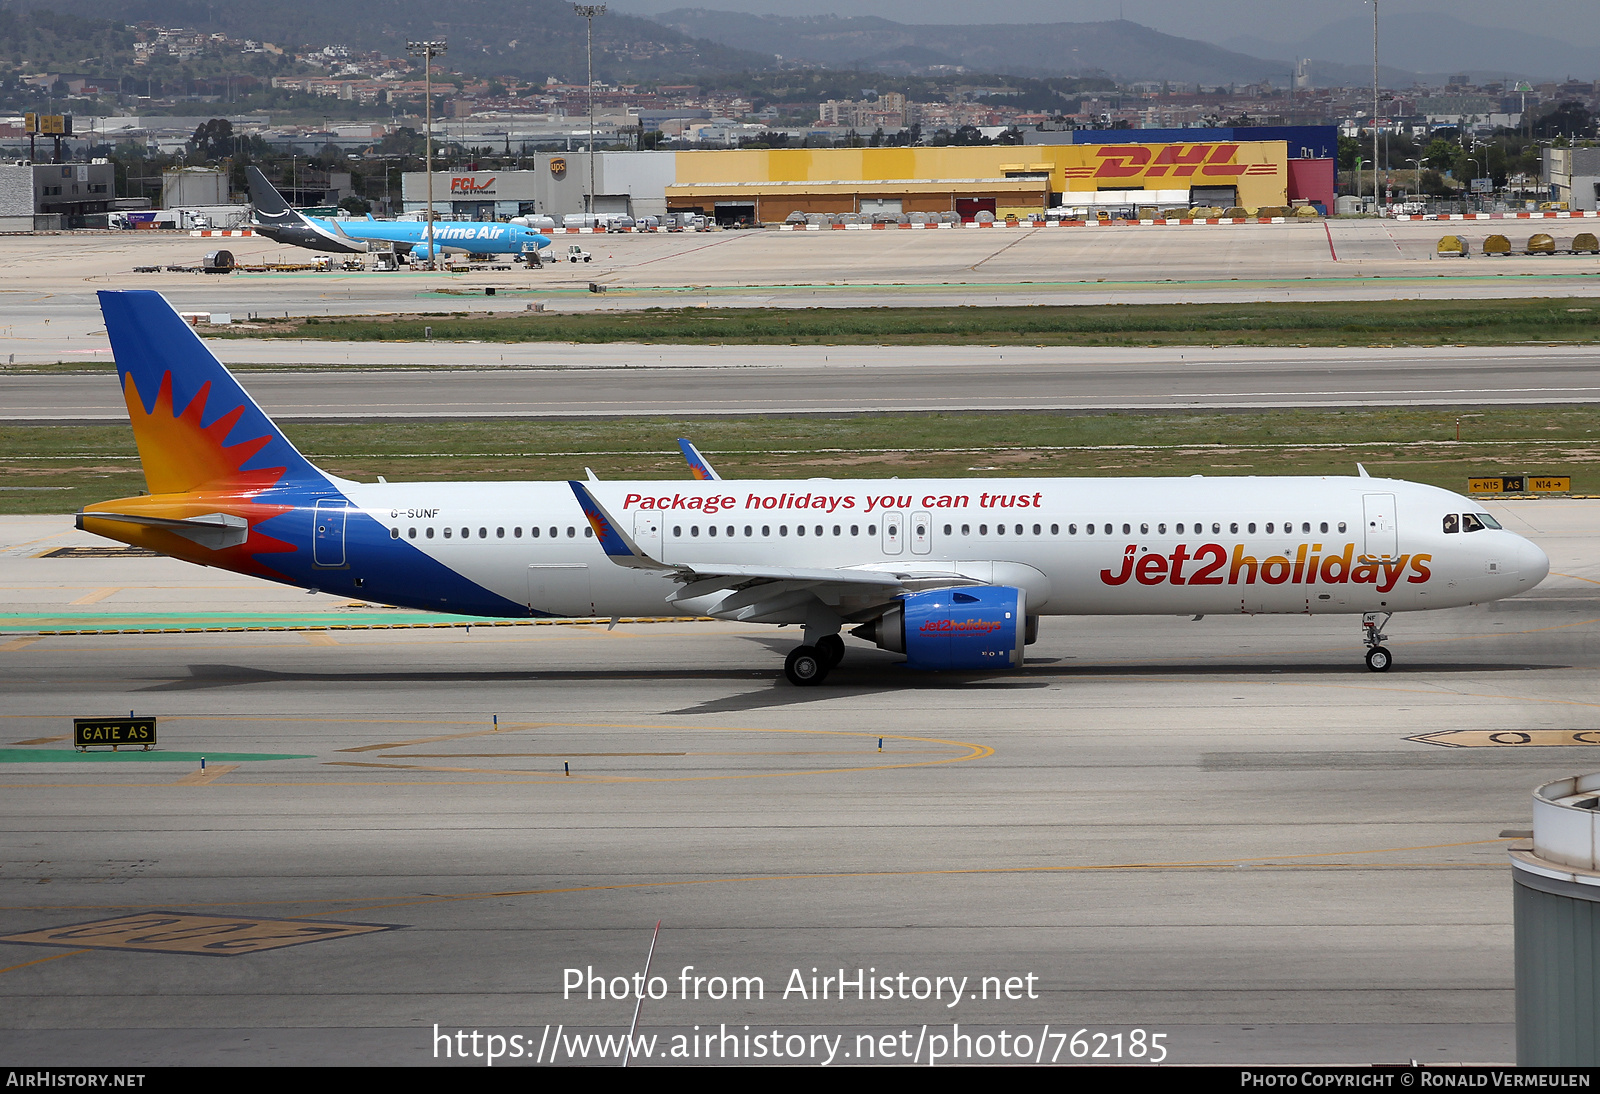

{"left": 550, "top": 157, "right": 566, "bottom": 176}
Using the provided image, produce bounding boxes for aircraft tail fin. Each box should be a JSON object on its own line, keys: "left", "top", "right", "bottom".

{"left": 96, "top": 289, "right": 328, "bottom": 495}
{"left": 245, "top": 166, "right": 304, "bottom": 223}
{"left": 678, "top": 438, "right": 721, "bottom": 481}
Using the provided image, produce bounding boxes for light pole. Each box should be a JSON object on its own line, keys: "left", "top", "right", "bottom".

{"left": 407, "top": 39, "right": 447, "bottom": 269}
{"left": 1406, "top": 157, "right": 1422, "bottom": 204}
{"left": 574, "top": 4, "right": 606, "bottom": 226}
{"left": 1370, "top": 0, "right": 1380, "bottom": 211}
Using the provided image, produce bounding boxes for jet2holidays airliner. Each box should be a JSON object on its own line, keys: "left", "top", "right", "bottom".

{"left": 80, "top": 291, "right": 1549, "bottom": 685}
{"left": 245, "top": 167, "right": 551, "bottom": 261}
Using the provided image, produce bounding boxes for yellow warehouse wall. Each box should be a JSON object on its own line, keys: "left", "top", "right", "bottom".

{"left": 671, "top": 143, "right": 1289, "bottom": 208}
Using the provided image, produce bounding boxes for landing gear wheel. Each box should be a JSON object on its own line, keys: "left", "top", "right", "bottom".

{"left": 784, "top": 645, "right": 829, "bottom": 686}
{"left": 1365, "top": 645, "right": 1392, "bottom": 673}
{"left": 816, "top": 634, "right": 845, "bottom": 668}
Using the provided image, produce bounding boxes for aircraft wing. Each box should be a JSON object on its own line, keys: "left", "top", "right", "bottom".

{"left": 569, "top": 482, "right": 985, "bottom": 622}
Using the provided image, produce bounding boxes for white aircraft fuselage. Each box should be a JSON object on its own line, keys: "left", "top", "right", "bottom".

{"left": 78, "top": 289, "right": 1550, "bottom": 685}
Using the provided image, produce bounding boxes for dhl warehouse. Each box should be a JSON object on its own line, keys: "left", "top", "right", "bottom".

{"left": 402, "top": 127, "right": 1336, "bottom": 225}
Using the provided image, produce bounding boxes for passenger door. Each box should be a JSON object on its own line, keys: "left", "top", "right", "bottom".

{"left": 1363, "top": 494, "right": 1398, "bottom": 560}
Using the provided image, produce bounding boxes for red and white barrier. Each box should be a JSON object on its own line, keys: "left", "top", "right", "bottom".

{"left": 779, "top": 216, "right": 1304, "bottom": 231}
{"left": 190, "top": 229, "right": 255, "bottom": 237}
{"left": 1389, "top": 210, "right": 1600, "bottom": 221}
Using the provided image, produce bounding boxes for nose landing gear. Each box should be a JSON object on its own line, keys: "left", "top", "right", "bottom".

{"left": 1362, "top": 612, "right": 1392, "bottom": 672}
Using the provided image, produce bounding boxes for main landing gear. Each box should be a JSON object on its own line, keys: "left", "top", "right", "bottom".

{"left": 784, "top": 634, "right": 845, "bottom": 687}
{"left": 1362, "top": 612, "right": 1392, "bottom": 672}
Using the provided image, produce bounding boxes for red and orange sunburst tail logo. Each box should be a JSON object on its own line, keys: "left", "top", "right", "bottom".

{"left": 82, "top": 370, "right": 304, "bottom": 578}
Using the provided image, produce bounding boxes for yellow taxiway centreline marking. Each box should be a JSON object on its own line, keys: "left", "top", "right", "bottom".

{"left": 337, "top": 723, "right": 556, "bottom": 752}
{"left": 10, "top": 734, "right": 69, "bottom": 745}
{"left": 0, "top": 949, "right": 90, "bottom": 976}
{"left": 67, "top": 587, "right": 120, "bottom": 606}
{"left": 0, "top": 838, "right": 1518, "bottom": 917}
{"left": 1550, "top": 571, "right": 1600, "bottom": 586}
{"left": 0, "top": 636, "right": 42, "bottom": 653}
{"left": 324, "top": 723, "right": 993, "bottom": 783}
{"left": 302, "top": 631, "right": 338, "bottom": 646}
{"left": 301, "top": 838, "right": 1524, "bottom": 918}
{"left": 172, "top": 763, "right": 240, "bottom": 786}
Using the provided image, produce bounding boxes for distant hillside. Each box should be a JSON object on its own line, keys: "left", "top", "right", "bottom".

{"left": 649, "top": 11, "right": 1412, "bottom": 86}
{"left": 1, "top": 0, "right": 774, "bottom": 81}
{"left": 1227, "top": 13, "right": 1600, "bottom": 83}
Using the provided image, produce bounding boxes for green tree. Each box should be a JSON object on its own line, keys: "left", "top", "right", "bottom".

{"left": 189, "top": 118, "right": 234, "bottom": 162}
{"left": 1421, "top": 138, "right": 1459, "bottom": 171}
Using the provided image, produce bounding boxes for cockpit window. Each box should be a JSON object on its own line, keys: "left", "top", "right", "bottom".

{"left": 1461, "top": 513, "right": 1485, "bottom": 533}
{"left": 1478, "top": 513, "right": 1502, "bottom": 529}
{"left": 1443, "top": 513, "right": 1458, "bottom": 534}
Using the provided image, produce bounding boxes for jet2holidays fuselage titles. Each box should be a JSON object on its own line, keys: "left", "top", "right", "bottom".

{"left": 244, "top": 167, "right": 551, "bottom": 260}
{"left": 79, "top": 290, "right": 1548, "bottom": 686}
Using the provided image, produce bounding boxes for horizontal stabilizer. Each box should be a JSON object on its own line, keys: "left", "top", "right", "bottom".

{"left": 78, "top": 510, "right": 248, "bottom": 551}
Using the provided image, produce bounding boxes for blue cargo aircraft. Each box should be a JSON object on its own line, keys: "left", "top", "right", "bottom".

{"left": 245, "top": 167, "right": 550, "bottom": 261}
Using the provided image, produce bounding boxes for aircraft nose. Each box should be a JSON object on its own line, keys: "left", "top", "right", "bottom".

{"left": 1517, "top": 536, "right": 1550, "bottom": 585}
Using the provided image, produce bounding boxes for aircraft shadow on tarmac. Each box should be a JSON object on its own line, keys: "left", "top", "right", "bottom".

{"left": 136, "top": 648, "right": 1569, "bottom": 720}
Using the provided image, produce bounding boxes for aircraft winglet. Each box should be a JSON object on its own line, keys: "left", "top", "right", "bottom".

{"left": 568, "top": 482, "right": 672, "bottom": 570}
{"left": 678, "top": 439, "right": 721, "bottom": 481}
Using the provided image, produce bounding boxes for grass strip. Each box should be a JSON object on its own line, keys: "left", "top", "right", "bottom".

{"left": 205, "top": 297, "right": 1600, "bottom": 347}
{"left": 5, "top": 407, "right": 1599, "bottom": 515}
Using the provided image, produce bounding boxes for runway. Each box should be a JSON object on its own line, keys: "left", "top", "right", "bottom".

{"left": 3, "top": 501, "right": 1598, "bottom": 1064}
{"left": 9, "top": 342, "right": 1600, "bottom": 420}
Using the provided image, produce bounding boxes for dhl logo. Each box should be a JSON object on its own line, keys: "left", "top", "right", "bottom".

{"left": 1088, "top": 144, "right": 1266, "bottom": 180}
{"left": 449, "top": 176, "right": 495, "bottom": 193}
{"left": 1099, "top": 543, "right": 1432, "bottom": 593}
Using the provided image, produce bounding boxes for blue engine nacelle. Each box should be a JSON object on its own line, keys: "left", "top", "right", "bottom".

{"left": 852, "top": 587, "right": 1027, "bottom": 670}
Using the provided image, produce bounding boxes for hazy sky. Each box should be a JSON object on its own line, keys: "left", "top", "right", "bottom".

{"left": 609, "top": 0, "right": 1600, "bottom": 46}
